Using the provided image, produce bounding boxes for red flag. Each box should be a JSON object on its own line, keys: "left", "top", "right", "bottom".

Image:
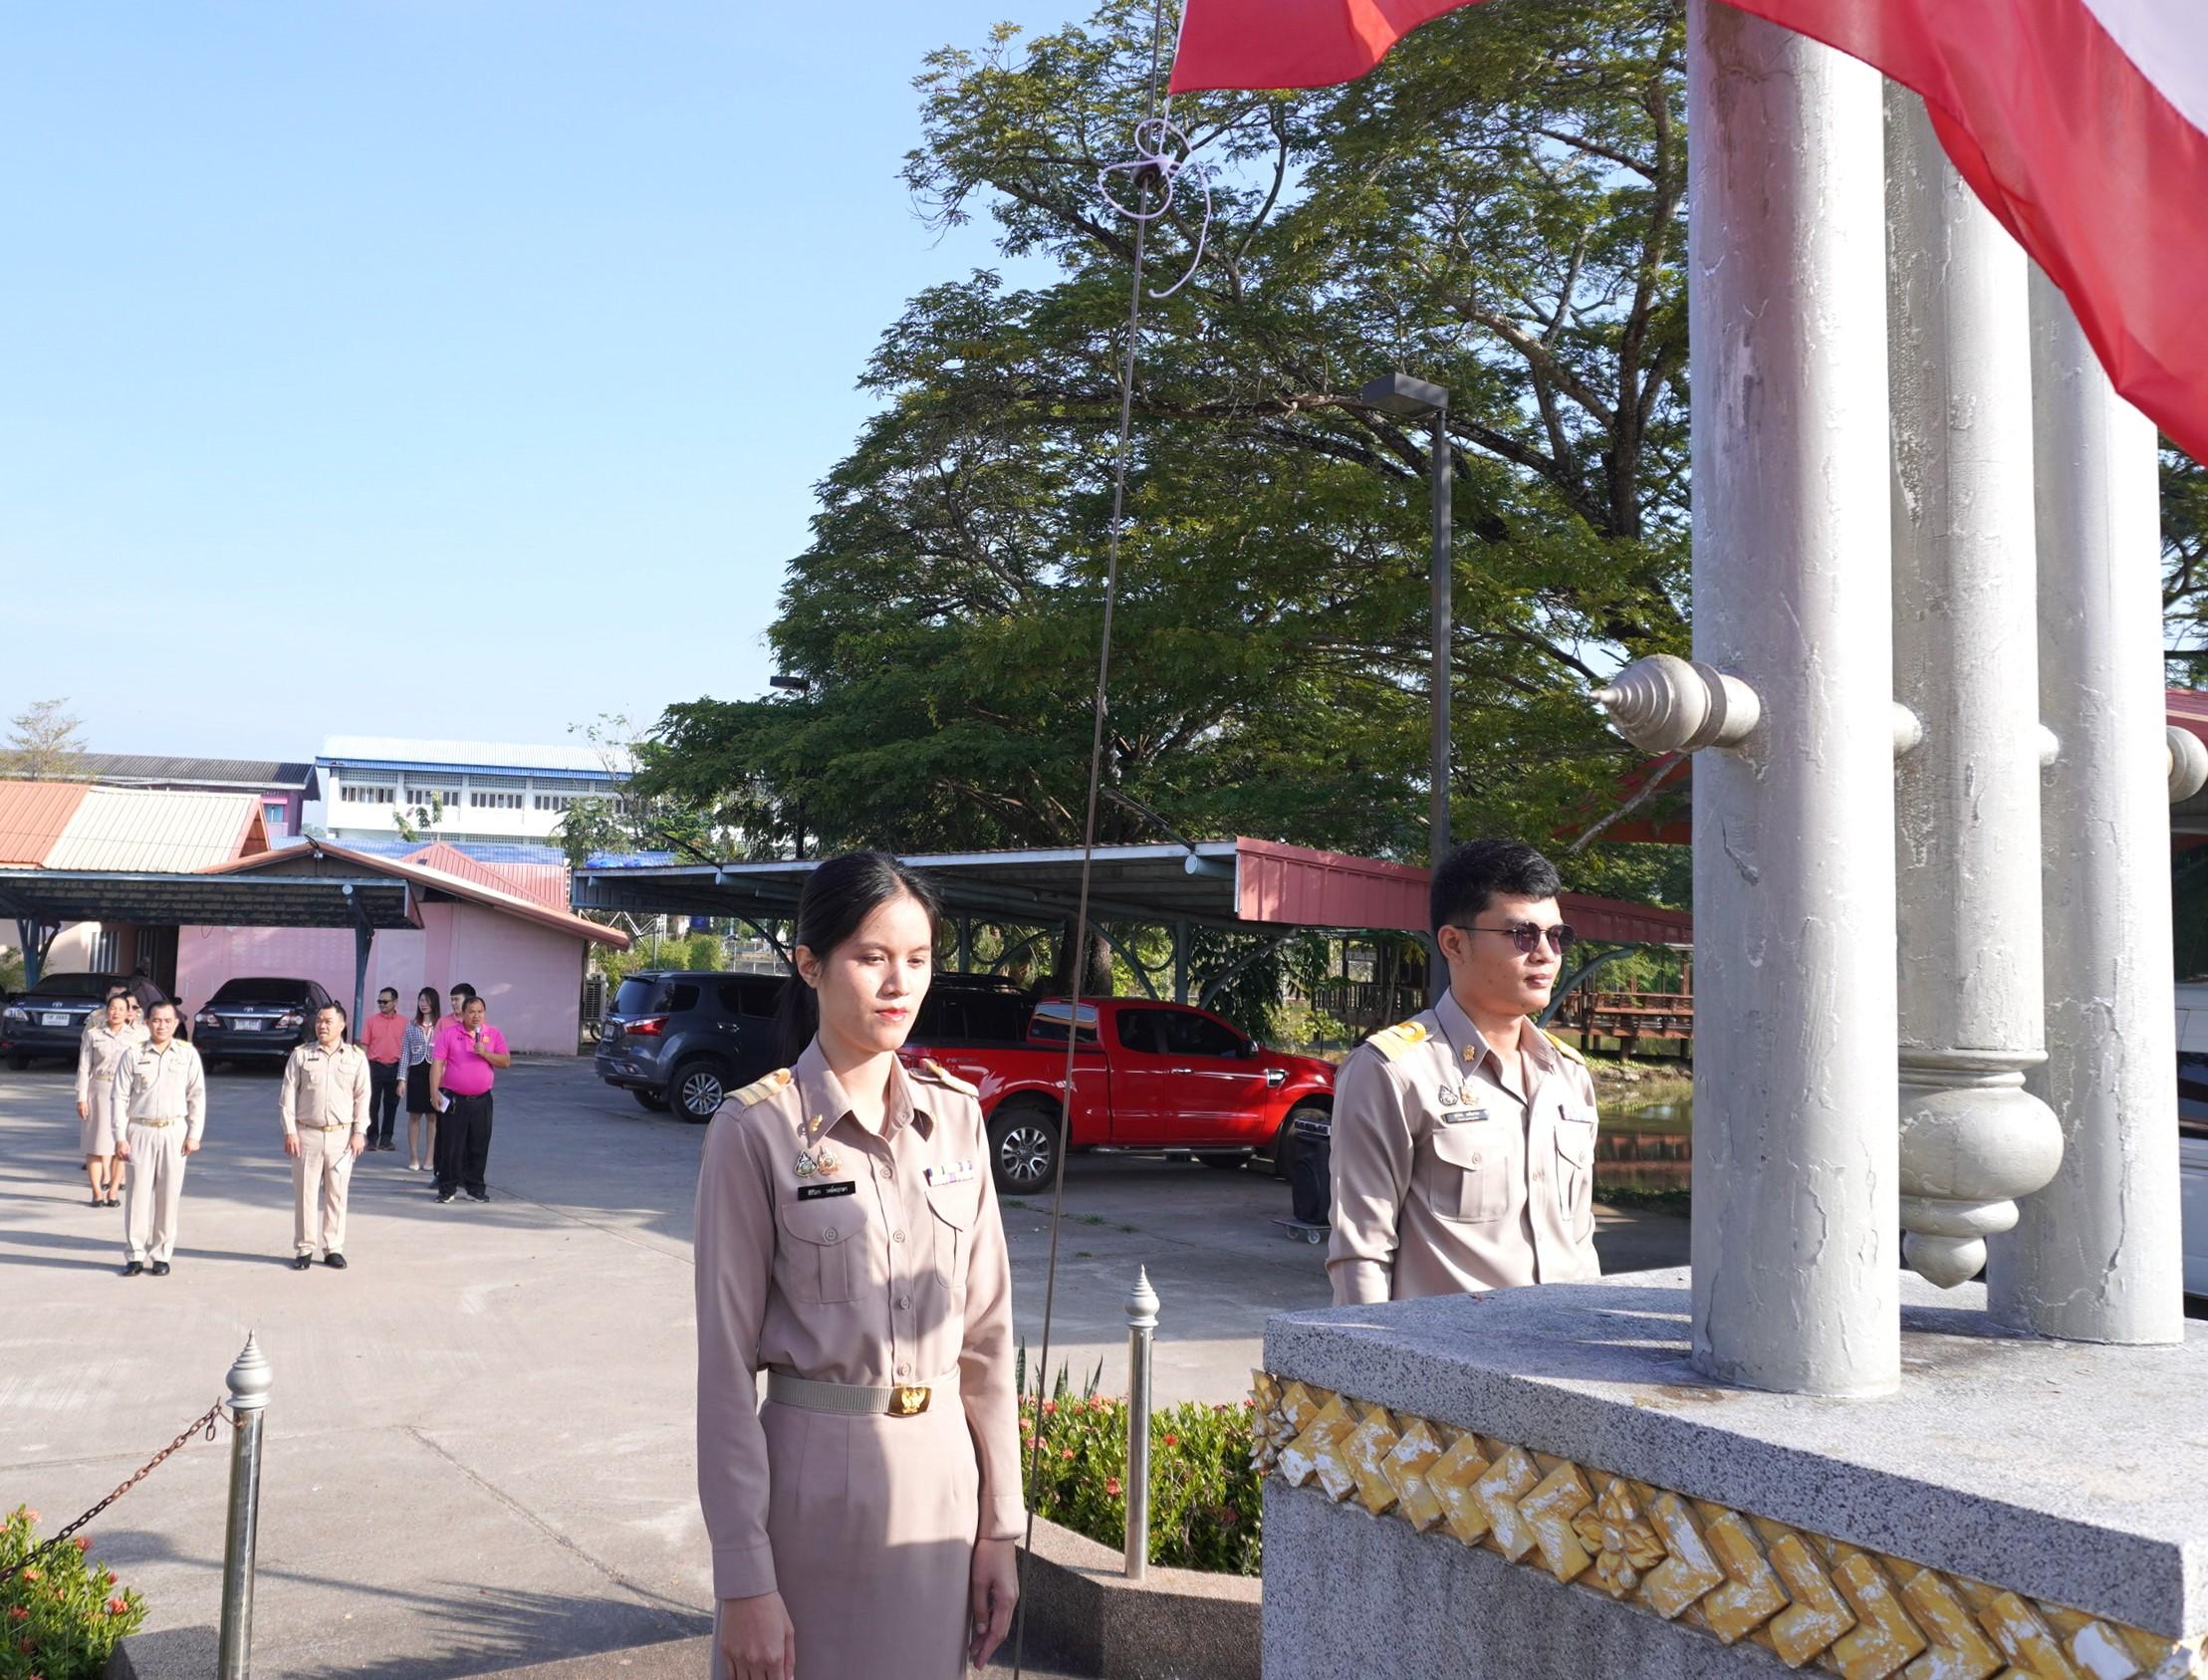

{"left": 1168, "top": 0, "right": 2208, "bottom": 464}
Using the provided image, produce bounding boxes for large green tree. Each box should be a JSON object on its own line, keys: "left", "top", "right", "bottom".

{"left": 638, "top": 0, "right": 1692, "bottom": 907}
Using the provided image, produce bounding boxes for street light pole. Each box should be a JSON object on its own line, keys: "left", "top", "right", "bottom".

{"left": 1361, "top": 372, "right": 1453, "bottom": 865}
{"left": 769, "top": 673, "right": 812, "bottom": 860}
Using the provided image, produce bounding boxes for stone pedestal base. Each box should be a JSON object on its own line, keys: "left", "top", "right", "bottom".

{"left": 1256, "top": 1270, "right": 2207, "bottom": 1679}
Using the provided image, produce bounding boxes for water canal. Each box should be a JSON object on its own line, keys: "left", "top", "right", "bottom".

{"left": 1595, "top": 1094, "right": 1692, "bottom": 1196}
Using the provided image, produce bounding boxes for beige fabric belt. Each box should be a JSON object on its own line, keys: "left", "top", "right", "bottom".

{"left": 295, "top": 1123, "right": 352, "bottom": 1132}
{"left": 766, "top": 1369, "right": 960, "bottom": 1418}
{"left": 128, "top": 1117, "right": 180, "bottom": 1128}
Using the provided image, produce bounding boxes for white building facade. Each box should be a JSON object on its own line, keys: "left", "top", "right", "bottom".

{"left": 305, "top": 737, "right": 629, "bottom": 848}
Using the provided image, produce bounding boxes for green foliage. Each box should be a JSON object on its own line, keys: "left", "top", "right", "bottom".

{"left": 0, "top": 1507, "right": 145, "bottom": 1679}
{"left": 621, "top": 0, "right": 1694, "bottom": 897}
{"left": 2, "top": 700, "right": 89, "bottom": 783}
{"left": 2167, "top": 442, "right": 2208, "bottom": 688}
{"left": 1018, "top": 1393, "right": 1264, "bottom": 1576}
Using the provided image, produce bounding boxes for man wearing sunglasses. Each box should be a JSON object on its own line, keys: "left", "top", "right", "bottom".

{"left": 1328, "top": 840, "right": 1602, "bottom": 1305}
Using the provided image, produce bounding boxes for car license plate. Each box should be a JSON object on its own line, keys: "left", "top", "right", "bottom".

{"left": 41, "top": 1012, "right": 69, "bottom": 1028}
{"left": 236, "top": 1019, "right": 265, "bottom": 1032}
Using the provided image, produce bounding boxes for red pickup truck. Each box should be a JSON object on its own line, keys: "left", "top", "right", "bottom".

{"left": 900, "top": 995, "right": 1336, "bottom": 1194}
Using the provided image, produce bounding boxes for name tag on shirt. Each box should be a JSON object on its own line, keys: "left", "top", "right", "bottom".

{"left": 925, "top": 1160, "right": 977, "bottom": 1187}
{"left": 1439, "top": 1106, "right": 1491, "bottom": 1126}
{"left": 798, "top": 1180, "right": 857, "bottom": 1202}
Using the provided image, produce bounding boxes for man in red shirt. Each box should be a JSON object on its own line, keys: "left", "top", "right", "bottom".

{"left": 358, "top": 989, "right": 407, "bottom": 1152}
{"left": 429, "top": 991, "right": 511, "bottom": 1204}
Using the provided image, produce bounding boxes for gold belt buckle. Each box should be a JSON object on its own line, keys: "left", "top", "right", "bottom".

{"left": 887, "top": 1384, "right": 931, "bottom": 1417}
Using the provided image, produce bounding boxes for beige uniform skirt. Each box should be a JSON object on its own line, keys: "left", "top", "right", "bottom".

{"left": 709, "top": 1397, "right": 979, "bottom": 1678}
{"left": 81, "top": 1080, "right": 123, "bottom": 1156}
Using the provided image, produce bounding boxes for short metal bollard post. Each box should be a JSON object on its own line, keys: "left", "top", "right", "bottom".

{"left": 217, "top": 1334, "right": 272, "bottom": 1680}
{"left": 1123, "top": 1267, "right": 1158, "bottom": 1580}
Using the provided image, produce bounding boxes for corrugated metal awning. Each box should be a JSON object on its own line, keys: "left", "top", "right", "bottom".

{"left": 0, "top": 869, "right": 417, "bottom": 930}
{"left": 573, "top": 839, "right": 1692, "bottom": 945}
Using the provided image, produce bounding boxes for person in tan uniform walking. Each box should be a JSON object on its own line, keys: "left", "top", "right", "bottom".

{"left": 695, "top": 851, "right": 1021, "bottom": 1680}
{"left": 1329, "top": 840, "right": 1603, "bottom": 1305}
{"left": 112, "top": 1001, "right": 207, "bottom": 1277}
{"left": 77, "top": 992, "right": 144, "bottom": 1207}
{"left": 281, "top": 1004, "right": 371, "bottom": 1270}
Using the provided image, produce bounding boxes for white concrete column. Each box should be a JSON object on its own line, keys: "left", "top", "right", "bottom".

{"left": 1990, "top": 271, "right": 2185, "bottom": 1343}
{"left": 1883, "top": 91, "right": 2064, "bottom": 1290}
{"left": 1684, "top": 0, "right": 1898, "bottom": 1397}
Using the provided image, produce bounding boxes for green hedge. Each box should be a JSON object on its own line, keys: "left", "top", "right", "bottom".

{"left": 1018, "top": 1394, "right": 1263, "bottom": 1577}
{"left": 1, "top": 1507, "right": 145, "bottom": 1680}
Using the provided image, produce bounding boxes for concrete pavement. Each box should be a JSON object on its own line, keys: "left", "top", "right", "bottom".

{"left": 0, "top": 1056, "right": 1685, "bottom": 1675}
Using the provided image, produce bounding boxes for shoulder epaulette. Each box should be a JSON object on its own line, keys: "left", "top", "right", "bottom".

{"left": 731, "top": 1068, "right": 793, "bottom": 1108}
{"left": 916, "top": 1058, "right": 980, "bottom": 1098}
{"left": 1542, "top": 1029, "right": 1587, "bottom": 1067}
{"left": 1365, "top": 1019, "right": 1431, "bottom": 1064}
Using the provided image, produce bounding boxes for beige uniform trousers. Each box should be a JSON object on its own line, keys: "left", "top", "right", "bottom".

{"left": 707, "top": 1397, "right": 980, "bottom": 1679}
{"left": 292, "top": 1127, "right": 357, "bottom": 1256}
{"left": 123, "top": 1122, "right": 188, "bottom": 1263}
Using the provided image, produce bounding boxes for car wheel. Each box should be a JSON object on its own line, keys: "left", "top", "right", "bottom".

{"left": 1197, "top": 1152, "right": 1251, "bottom": 1170}
{"left": 1272, "top": 1102, "right": 1329, "bottom": 1181}
{"left": 987, "top": 1102, "right": 1060, "bottom": 1197}
{"left": 631, "top": 1087, "right": 671, "bottom": 1112}
{"left": 672, "top": 1060, "right": 732, "bottom": 1123}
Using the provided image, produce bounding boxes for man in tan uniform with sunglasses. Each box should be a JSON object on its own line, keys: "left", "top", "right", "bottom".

{"left": 1329, "top": 840, "right": 1603, "bottom": 1305}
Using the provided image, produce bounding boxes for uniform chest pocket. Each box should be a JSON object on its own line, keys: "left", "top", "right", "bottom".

{"left": 925, "top": 1182, "right": 981, "bottom": 1289}
{"left": 775, "top": 1195, "right": 869, "bottom": 1305}
{"left": 1555, "top": 1115, "right": 1596, "bottom": 1239}
{"left": 1420, "top": 1124, "right": 1511, "bottom": 1224}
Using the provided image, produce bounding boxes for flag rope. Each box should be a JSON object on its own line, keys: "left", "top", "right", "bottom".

{"left": 1010, "top": 1, "right": 1181, "bottom": 1671}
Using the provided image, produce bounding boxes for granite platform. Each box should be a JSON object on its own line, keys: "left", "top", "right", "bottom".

{"left": 1257, "top": 1269, "right": 2208, "bottom": 1678}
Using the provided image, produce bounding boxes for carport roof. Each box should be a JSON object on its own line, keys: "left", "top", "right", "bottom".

{"left": 0, "top": 868, "right": 418, "bottom": 930}
{"left": 573, "top": 838, "right": 1692, "bottom": 945}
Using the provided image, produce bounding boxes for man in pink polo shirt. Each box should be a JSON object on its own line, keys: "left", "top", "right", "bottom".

{"left": 429, "top": 991, "right": 510, "bottom": 1204}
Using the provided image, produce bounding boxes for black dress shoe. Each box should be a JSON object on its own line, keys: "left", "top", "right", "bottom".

{"left": 122, "top": 1261, "right": 143, "bottom": 1277}
{"left": 324, "top": 1252, "right": 348, "bottom": 1270}
{"left": 435, "top": 1191, "right": 455, "bottom": 1204}
{"left": 106, "top": 1197, "right": 121, "bottom": 1208}
{"left": 292, "top": 1255, "right": 313, "bottom": 1271}
{"left": 466, "top": 1191, "right": 490, "bottom": 1203}
{"left": 91, "top": 1193, "right": 104, "bottom": 1207}
{"left": 149, "top": 1261, "right": 171, "bottom": 1277}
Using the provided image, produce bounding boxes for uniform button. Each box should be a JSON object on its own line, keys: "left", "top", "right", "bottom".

{"left": 896, "top": 1295, "right": 912, "bottom": 1311}
{"left": 824, "top": 1230, "right": 841, "bottom": 1244}
{"left": 892, "top": 1230, "right": 906, "bottom": 1244}
{"left": 897, "top": 1362, "right": 911, "bottom": 1378}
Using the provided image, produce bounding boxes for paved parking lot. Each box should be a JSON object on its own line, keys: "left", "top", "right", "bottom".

{"left": 0, "top": 1055, "right": 1684, "bottom": 1676}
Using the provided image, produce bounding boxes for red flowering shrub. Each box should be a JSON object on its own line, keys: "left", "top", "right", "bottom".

{"left": 0, "top": 1507, "right": 145, "bottom": 1679}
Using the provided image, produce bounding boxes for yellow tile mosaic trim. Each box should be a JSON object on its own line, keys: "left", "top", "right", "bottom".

{"left": 1248, "top": 1370, "right": 2204, "bottom": 1680}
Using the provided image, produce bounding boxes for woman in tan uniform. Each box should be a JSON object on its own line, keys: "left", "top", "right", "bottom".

{"left": 695, "top": 851, "right": 1022, "bottom": 1680}
{"left": 77, "top": 992, "right": 142, "bottom": 1207}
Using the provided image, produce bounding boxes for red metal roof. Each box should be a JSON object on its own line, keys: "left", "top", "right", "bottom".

{"left": 206, "top": 839, "right": 628, "bottom": 948}
{"left": 403, "top": 843, "right": 570, "bottom": 912}
{"left": 1233, "top": 839, "right": 1690, "bottom": 945}
{"left": 0, "top": 782, "right": 92, "bottom": 866}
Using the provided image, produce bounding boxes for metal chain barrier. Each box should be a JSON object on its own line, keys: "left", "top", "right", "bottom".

{"left": 1, "top": 1397, "right": 230, "bottom": 1586}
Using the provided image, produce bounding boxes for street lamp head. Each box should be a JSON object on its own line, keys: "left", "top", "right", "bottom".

{"left": 1359, "top": 371, "right": 1448, "bottom": 417}
{"left": 769, "top": 673, "right": 811, "bottom": 693}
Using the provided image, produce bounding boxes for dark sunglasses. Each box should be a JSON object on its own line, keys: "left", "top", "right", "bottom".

{"left": 1457, "top": 922, "right": 1576, "bottom": 956}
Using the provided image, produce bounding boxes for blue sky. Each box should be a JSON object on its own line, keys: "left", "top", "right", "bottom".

{"left": 1, "top": 1, "right": 1059, "bottom": 760}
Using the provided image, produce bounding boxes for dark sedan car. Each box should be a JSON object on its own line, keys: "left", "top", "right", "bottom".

{"left": 1, "top": 972, "right": 132, "bottom": 1068}
{"left": 192, "top": 977, "right": 333, "bottom": 1066}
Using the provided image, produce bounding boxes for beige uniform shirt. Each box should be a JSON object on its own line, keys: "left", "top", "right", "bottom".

{"left": 77, "top": 1022, "right": 145, "bottom": 1105}
{"left": 1329, "top": 990, "right": 1600, "bottom": 1305}
{"left": 694, "top": 1041, "right": 1023, "bottom": 1602}
{"left": 279, "top": 1043, "right": 371, "bottom": 1136}
{"left": 113, "top": 1039, "right": 209, "bottom": 1144}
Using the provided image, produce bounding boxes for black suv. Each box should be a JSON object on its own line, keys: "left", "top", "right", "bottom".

{"left": 192, "top": 977, "right": 334, "bottom": 1066}
{"left": 1, "top": 972, "right": 131, "bottom": 1068}
{"left": 596, "top": 970, "right": 1037, "bottom": 1122}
